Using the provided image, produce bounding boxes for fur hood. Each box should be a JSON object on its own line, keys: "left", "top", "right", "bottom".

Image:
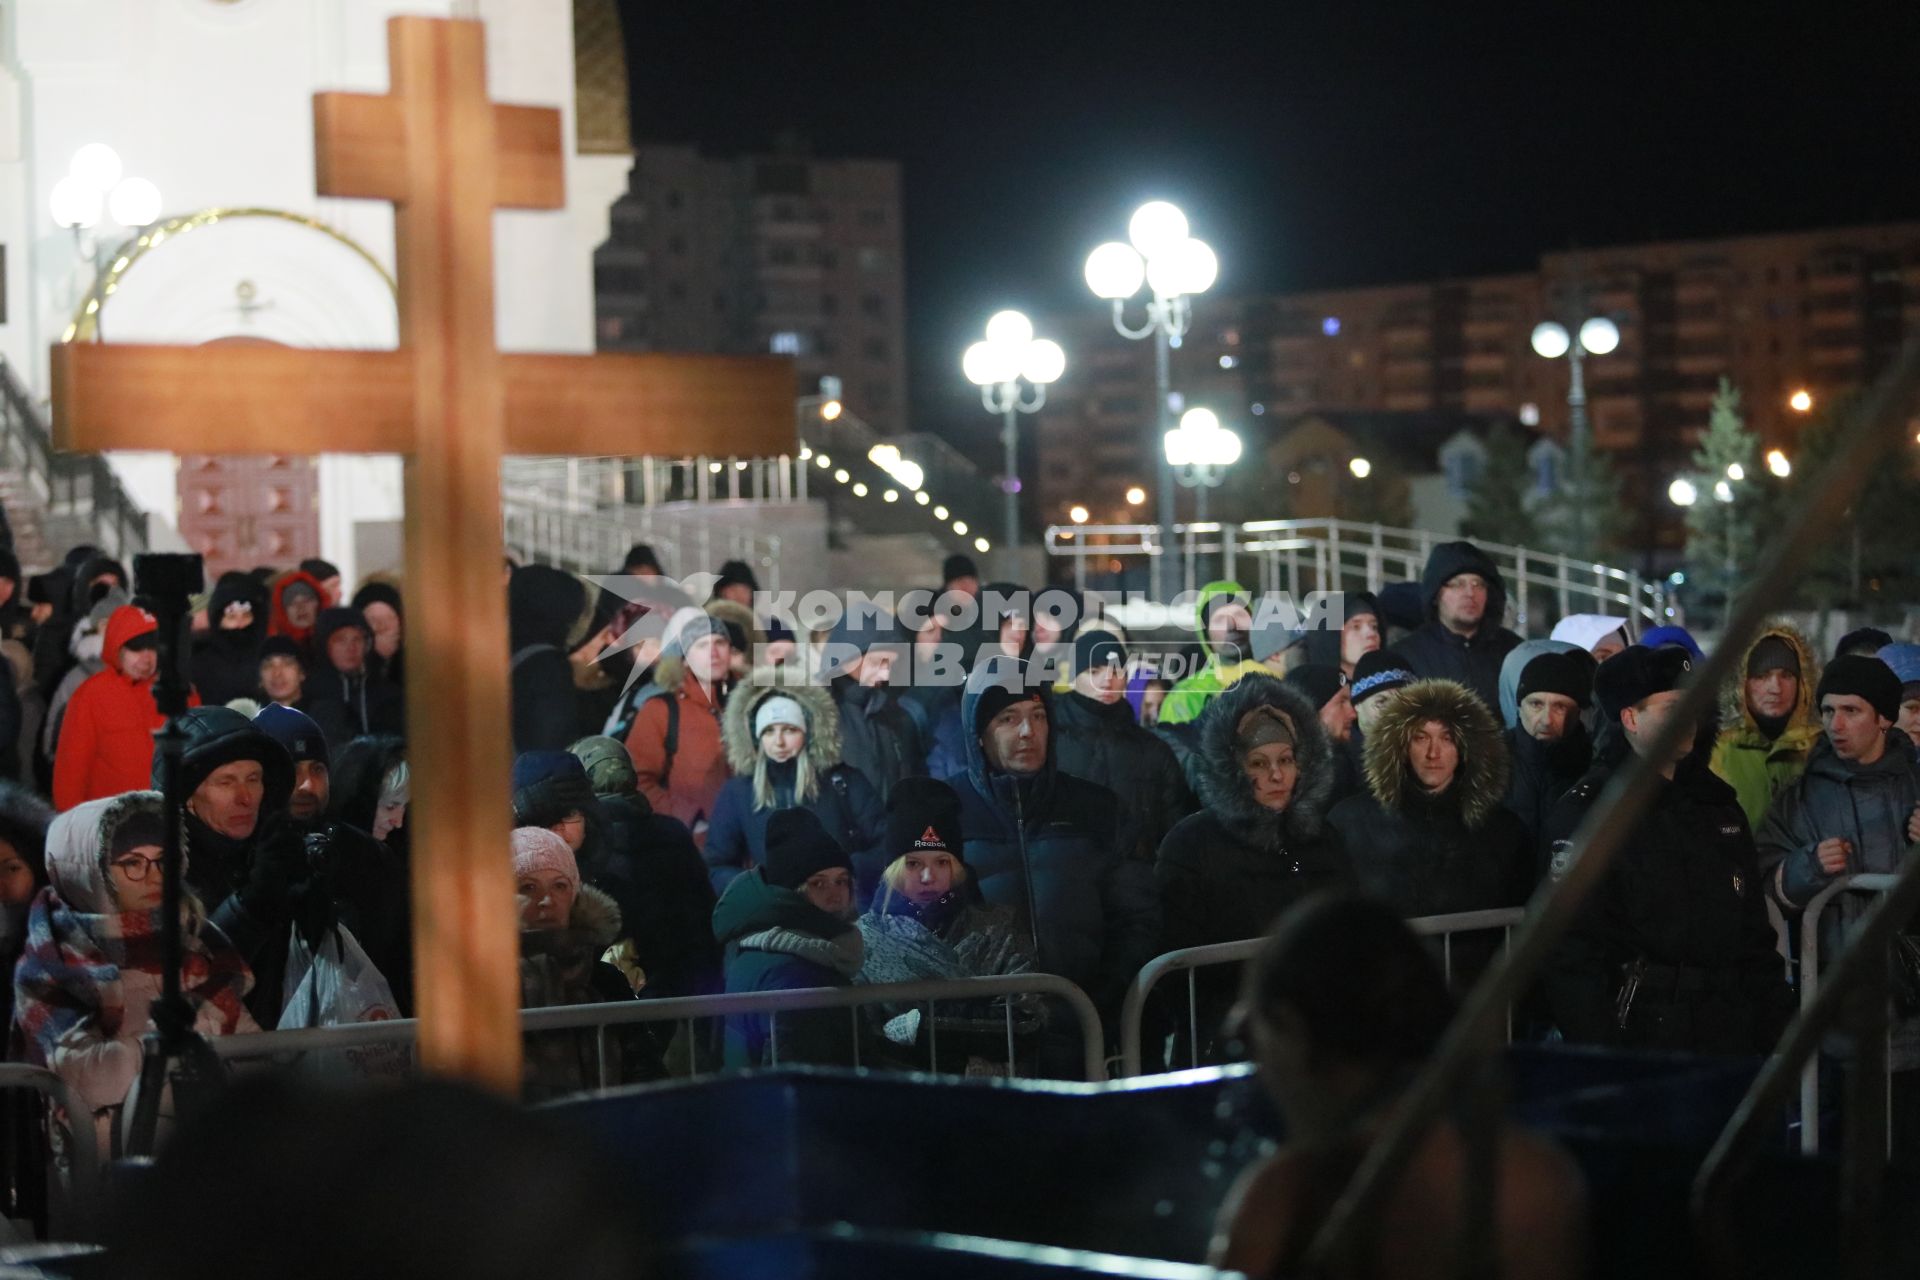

{"left": 519, "top": 882, "right": 624, "bottom": 960}
{"left": 1192, "top": 672, "right": 1333, "bottom": 849}
{"left": 722, "top": 680, "right": 842, "bottom": 775}
{"left": 1362, "top": 679, "right": 1510, "bottom": 829}
{"left": 1720, "top": 619, "right": 1820, "bottom": 738}
{"left": 704, "top": 597, "right": 766, "bottom": 653}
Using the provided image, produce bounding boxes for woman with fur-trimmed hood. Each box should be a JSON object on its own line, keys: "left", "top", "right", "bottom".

{"left": 705, "top": 680, "right": 884, "bottom": 901}
{"left": 1708, "top": 619, "right": 1821, "bottom": 832}
{"left": 513, "top": 827, "right": 661, "bottom": 1100}
{"left": 1327, "top": 679, "right": 1531, "bottom": 933}
{"left": 1155, "top": 674, "right": 1351, "bottom": 1063}
{"left": 1156, "top": 674, "right": 1350, "bottom": 954}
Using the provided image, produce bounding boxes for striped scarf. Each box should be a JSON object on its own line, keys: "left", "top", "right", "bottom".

{"left": 13, "top": 885, "right": 253, "bottom": 1068}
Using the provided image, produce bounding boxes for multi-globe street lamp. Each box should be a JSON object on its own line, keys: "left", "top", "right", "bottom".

{"left": 1085, "top": 201, "right": 1218, "bottom": 600}
{"left": 964, "top": 310, "right": 1065, "bottom": 579}
{"left": 1163, "top": 407, "right": 1241, "bottom": 523}
{"left": 1530, "top": 313, "right": 1621, "bottom": 553}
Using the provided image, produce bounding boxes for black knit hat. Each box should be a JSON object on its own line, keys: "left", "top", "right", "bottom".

{"left": 1816, "top": 654, "right": 1902, "bottom": 723}
{"left": 941, "top": 554, "right": 980, "bottom": 586}
{"left": 1835, "top": 628, "right": 1895, "bottom": 661}
{"left": 763, "top": 808, "right": 851, "bottom": 891}
{"left": 1517, "top": 651, "right": 1592, "bottom": 709}
{"left": 1072, "top": 628, "right": 1127, "bottom": 676}
{"left": 350, "top": 581, "right": 404, "bottom": 618}
{"left": 300, "top": 558, "right": 341, "bottom": 583}
{"left": 1746, "top": 635, "right": 1800, "bottom": 678}
{"left": 259, "top": 635, "right": 306, "bottom": 666}
{"left": 713, "top": 559, "right": 759, "bottom": 594}
{"left": 884, "top": 776, "right": 964, "bottom": 860}
{"left": 1350, "top": 649, "right": 1415, "bottom": 706}
{"left": 1283, "top": 663, "right": 1346, "bottom": 711}
{"left": 622, "top": 543, "right": 663, "bottom": 574}
{"left": 1593, "top": 645, "right": 1693, "bottom": 722}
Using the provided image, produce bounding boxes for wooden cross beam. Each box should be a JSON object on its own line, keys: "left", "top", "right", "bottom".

{"left": 49, "top": 15, "right": 793, "bottom": 1093}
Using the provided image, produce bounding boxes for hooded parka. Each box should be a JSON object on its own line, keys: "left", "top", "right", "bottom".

{"left": 1709, "top": 620, "right": 1822, "bottom": 832}
{"left": 705, "top": 681, "right": 885, "bottom": 898}
{"left": 1393, "top": 542, "right": 1523, "bottom": 714}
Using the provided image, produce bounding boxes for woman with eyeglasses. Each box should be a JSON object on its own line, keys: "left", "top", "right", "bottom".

{"left": 13, "top": 791, "right": 258, "bottom": 1152}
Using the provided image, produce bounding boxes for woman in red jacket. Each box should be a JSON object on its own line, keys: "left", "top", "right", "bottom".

{"left": 52, "top": 606, "right": 198, "bottom": 810}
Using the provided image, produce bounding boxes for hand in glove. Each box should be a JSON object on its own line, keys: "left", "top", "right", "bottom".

{"left": 238, "top": 812, "right": 309, "bottom": 919}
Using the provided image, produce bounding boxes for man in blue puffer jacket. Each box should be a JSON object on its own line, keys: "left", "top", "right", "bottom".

{"left": 943, "top": 656, "right": 1160, "bottom": 1019}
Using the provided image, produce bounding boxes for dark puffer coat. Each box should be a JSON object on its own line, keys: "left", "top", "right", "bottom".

{"left": 1503, "top": 722, "right": 1593, "bottom": 857}
{"left": 1155, "top": 674, "right": 1349, "bottom": 952}
{"left": 301, "top": 608, "right": 405, "bottom": 749}
{"left": 704, "top": 681, "right": 885, "bottom": 899}
{"left": 189, "top": 572, "right": 270, "bottom": 707}
{"left": 1392, "top": 542, "right": 1523, "bottom": 715}
{"left": 1050, "top": 688, "right": 1194, "bottom": 863}
{"left": 1327, "top": 678, "right": 1531, "bottom": 930}
{"left": 942, "top": 662, "right": 1160, "bottom": 1014}
{"left": 592, "top": 792, "right": 720, "bottom": 999}
{"left": 712, "top": 868, "right": 866, "bottom": 1068}
{"left": 518, "top": 884, "right": 662, "bottom": 1100}
{"left": 829, "top": 677, "right": 926, "bottom": 807}
{"left": 509, "top": 565, "right": 587, "bottom": 754}
{"left": 1543, "top": 732, "right": 1792, "bottom": 1055}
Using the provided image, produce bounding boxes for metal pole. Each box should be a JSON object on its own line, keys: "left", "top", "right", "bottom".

{"left": 1002, "top": 391, "right": 1021, "bottom": 580}
{"left": 1195, "top": 478, "right": 1209, "bottom": 525}
{"left": 1567, "top": 341, "right": 1588, "bottom": 557}
{"left": 1154, "top": 318, "right": 1174, "bottom": 602}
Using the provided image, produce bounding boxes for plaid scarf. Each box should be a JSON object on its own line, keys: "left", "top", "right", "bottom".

{"left": 13, "top": 885, "right": 253, "bottom": 1068}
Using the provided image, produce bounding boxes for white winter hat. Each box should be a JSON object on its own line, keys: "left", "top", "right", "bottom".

{"left": 754, "top": 695, "right": 808, "bottom": 738}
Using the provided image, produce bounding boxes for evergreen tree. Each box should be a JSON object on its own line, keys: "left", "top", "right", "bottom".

{"left": 1784, "top": 391, "right": 1920, "bottom": 610}
{"left": 1682, "top": 379, "right": 1763, "bottom": 619}
{"left": 1460, "top": 423, "right": 1539, "bottom": 546}
{"left": 1540, "top": 432, "right": 1628, "bottom": 563}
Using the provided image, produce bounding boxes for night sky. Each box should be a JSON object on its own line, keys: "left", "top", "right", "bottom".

{"left": 619, "top": 1, "right": 1920, "bottom": 450}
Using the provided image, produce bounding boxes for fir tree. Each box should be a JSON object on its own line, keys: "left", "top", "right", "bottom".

{"left": 1683, "top": 379, "right": 1762, "bottom": 618}
{"left": 1540, "top": 433, "right": 1628, "bottom": 562}
{"left": 1460, "top": 423, "right": 1539, "bottom": 547}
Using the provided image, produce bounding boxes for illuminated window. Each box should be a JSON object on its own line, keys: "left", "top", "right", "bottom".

{"left": 770, "top": 332, "right": 802, "bottom": 355}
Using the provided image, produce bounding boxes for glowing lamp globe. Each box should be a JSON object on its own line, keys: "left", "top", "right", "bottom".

{"left": 963, "top": 341, "right": 1018, "bottom": 387}
{"left": 984, "top": 309, "right": 1034, "bottom": 351}
{"left": 108, "top": 177, "right": 162, "bottom": 227}
{"left": 1085, "top": 241, "right": 1146, "bottom": 300}
{"left": 68, "top": 143, "right": 123, "bottom": 192}
{"left": 1127, "top": 201, "right": 1189, "bottom": 260}
{"left": 49, "top": 176, "right": 102, "bottom": 229}
{"left": 1021, "top": 339, "right": 1066, "bottom": 386}
{"left": 1579, "top": 316, "right": 1621, "bottom": 356}
{"left": 1668, "top": 478, "right": 1698, "bottom": 507}
{"left": 1530, "top": 322, "right": 1571, "bottom": 359}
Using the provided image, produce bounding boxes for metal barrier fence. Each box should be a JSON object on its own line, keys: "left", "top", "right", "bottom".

{"left": 211, "top": 973, "right": 1109, "bottom": 1084}
{"left": 0, "top": 1064, "right": 98, "bottom": 1242}
{"left": 1117, "top": 908, "right": 1527, "bottom": 1077}
{"left": 1045, "top": 518, "right": 1665, "bottom": 631}
{"left": 1797, "top": 873, "right": 1901, "bottom": 1157}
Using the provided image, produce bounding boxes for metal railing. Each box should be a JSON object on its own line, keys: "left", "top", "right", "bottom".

{"left": 1045, "top": 517, "right": 1664, "bottom": 631}
{"left": 1693, "top": 865, "right": 1920, "bottom": 1280}
{"left": 1298, "top": 328, "right": 1920, "bottom": 1278}
{"left": 0, "top": 356, "right": 149, "bottom": 565}
{"left": 1795, "top": 873, "right": 1903, "bottom": 1157}
{"left": 502, "top": 482, "right": 785, "bottom": 589}
{"left": 1116, "top": 909, "right": 1526, "bottom": 1077}
{"left": 211, "top": 973, "right": 1109, "bottom": 1084}
{"left": 0, "top": 1063, "right": 101, "bottom": 1243}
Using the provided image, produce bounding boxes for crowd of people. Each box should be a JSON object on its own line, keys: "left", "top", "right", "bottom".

{"left": 0, "top": 532, "right": 1914, "bottom": 1149}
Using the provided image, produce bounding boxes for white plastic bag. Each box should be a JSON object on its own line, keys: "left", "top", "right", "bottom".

{"left": 279, "top": 924, "right": 402, "bottom": 1028}
{"left": 277, "top": 924, "right": 409, "bottom": 1081}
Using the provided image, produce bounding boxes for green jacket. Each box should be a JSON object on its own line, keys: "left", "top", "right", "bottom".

{"left": 1160, "top": 579, "right": 1258, "bottom": 727}
{"left": 1708, "top": 620, "right": 1822, "bottom": 832}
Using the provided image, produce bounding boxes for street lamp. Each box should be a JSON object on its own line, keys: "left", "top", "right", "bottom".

{"left": 1531, "top": 313, "right": 1621, "bottom": 554}
{"left": 1086, "top": 200, "right": 1218, "bottom": 600}
{"left": 964, "top": 309, "right": 1065, "bottom": 578}
{"left": 1164, "top": 407, "right": 1241, "bottom": 522}
{"left": 50, "top": 143, "right": 164, "bottom": 267}
{"left": 1668, "top": 477, "right": 1698, "bottom": 507}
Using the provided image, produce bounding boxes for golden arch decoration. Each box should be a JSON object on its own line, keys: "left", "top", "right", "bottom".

{"left": 63, "top": 206, "right": 398, "bottom": 343}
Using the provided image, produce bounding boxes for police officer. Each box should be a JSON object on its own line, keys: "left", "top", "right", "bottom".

{"left": 1542, "top": 645, "right": 1791, "bottom": 1054}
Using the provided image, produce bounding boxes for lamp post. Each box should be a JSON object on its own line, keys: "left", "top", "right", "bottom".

{"left": 50, "top": 143, "right": 163, "bottom": 269}
{"left": 964, "top": 310, "right": 1065, "bottom": 580}
{"left": 1086, "top": 201, "right": 1218, "bottom": 601}
{"left": 1530, "top": 314, "right": 1620, "bottom": 555}
{"left": 1164, "top": 407, "right": 1241, "bottom": 523}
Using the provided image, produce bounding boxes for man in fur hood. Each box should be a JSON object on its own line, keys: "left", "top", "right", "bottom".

{"left": 1327, "top": 678, "right": 1531, "bottom": 935}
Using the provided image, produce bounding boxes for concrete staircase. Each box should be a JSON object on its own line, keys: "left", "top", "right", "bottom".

{"left": 0, "top": 357, "right": 149, "bottom": 574}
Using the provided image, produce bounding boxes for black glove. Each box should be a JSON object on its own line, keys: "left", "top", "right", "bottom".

{"left": 239, "top": 812, "right": 309, "bottom": 919}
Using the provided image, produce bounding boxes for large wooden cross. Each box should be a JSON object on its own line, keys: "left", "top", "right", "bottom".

{"left": 50, "top": 16, "right": 793, "bottom": 1092}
